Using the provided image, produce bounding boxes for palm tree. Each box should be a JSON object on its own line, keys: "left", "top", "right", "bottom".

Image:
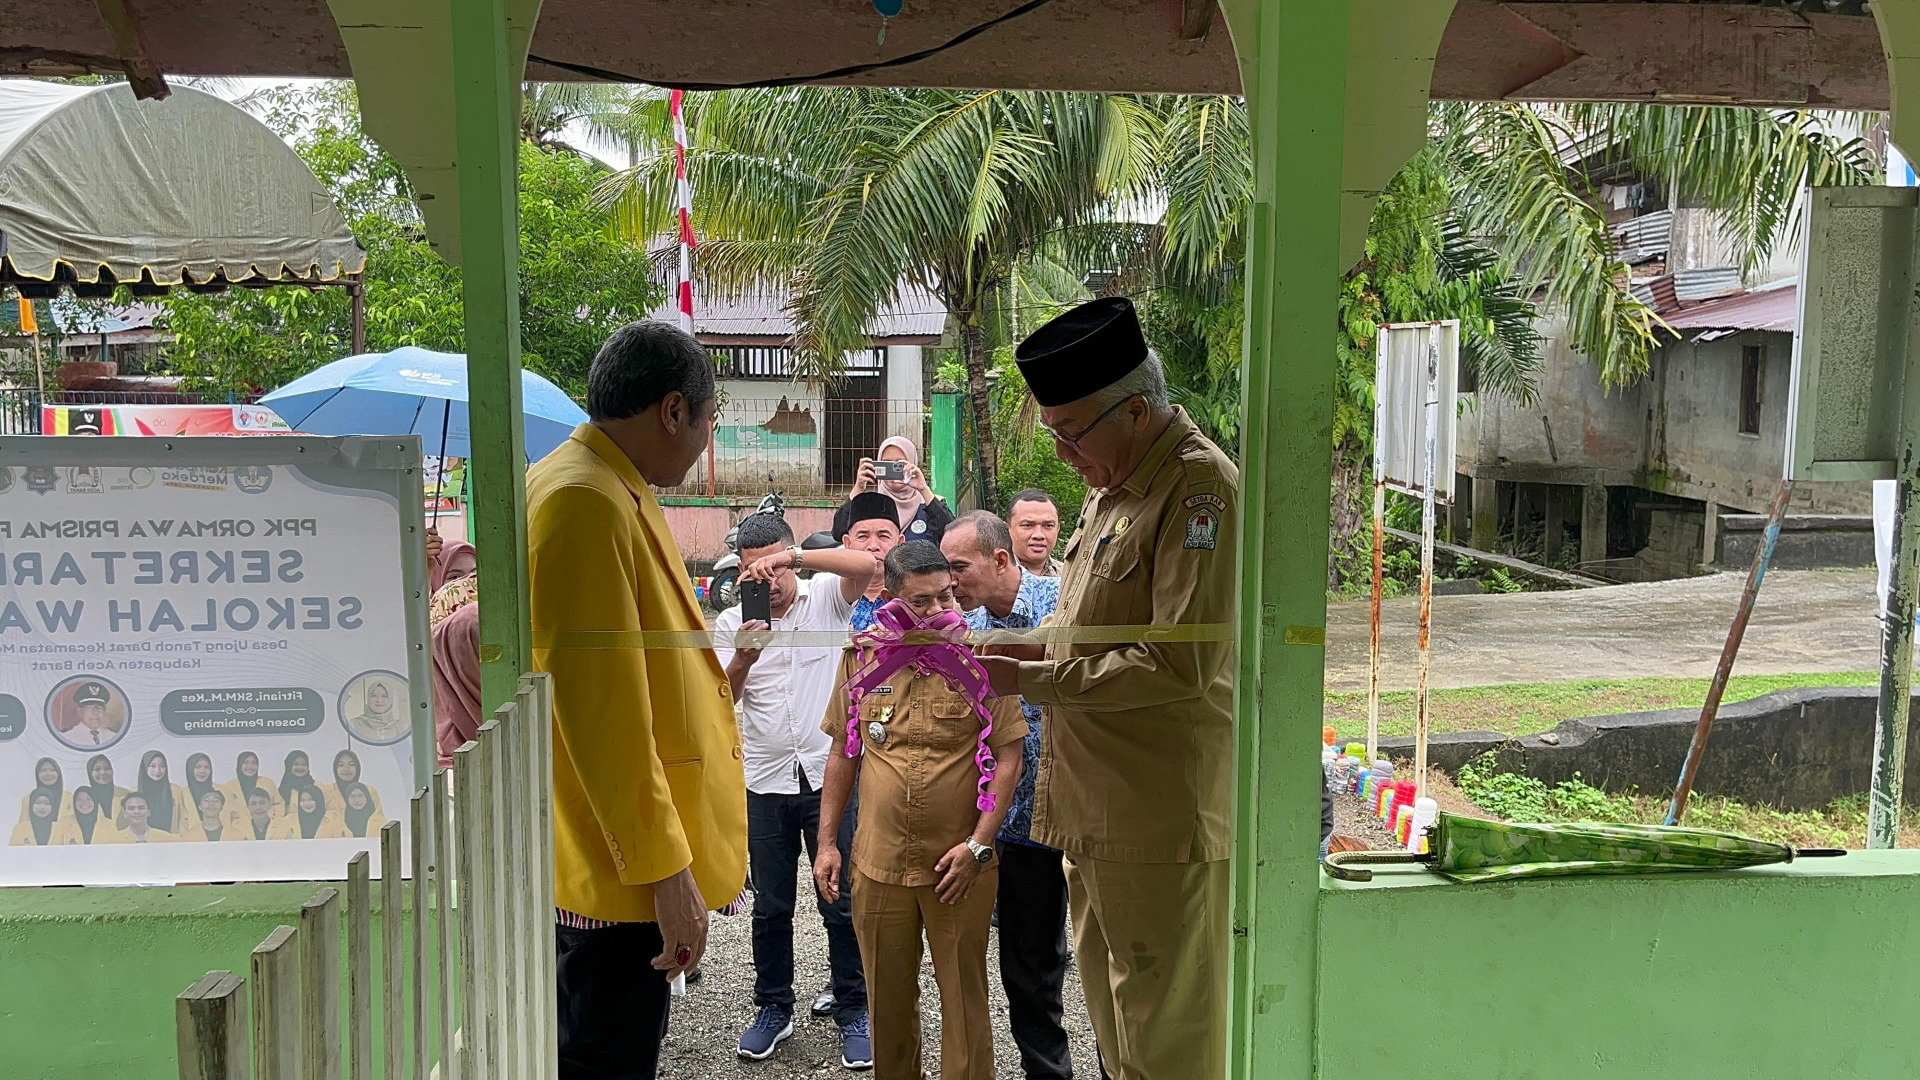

{"left": 601, "top": 87, "right": 1158, "bottom": 499}
{"left": 521, "top": 82, "right": 638, "bottom": 156}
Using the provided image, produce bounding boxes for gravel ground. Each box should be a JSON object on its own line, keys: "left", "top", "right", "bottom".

{"left": 659, "top": 855, "right": 1103, "bottom": 1078}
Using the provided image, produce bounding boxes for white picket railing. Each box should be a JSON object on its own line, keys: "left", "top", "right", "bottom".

{"left": 173, "top": 672, "right": 556, "bottom": 1080}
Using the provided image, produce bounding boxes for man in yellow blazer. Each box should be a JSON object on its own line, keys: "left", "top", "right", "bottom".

{"left": 528, "top": 320, "right": 747, "bottom": 1080}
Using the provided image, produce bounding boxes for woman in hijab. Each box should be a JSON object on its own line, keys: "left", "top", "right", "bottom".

{"left": 271, "top": 787, "right": 331, "bottom": 839}
{"left": 9, "top": 791, "right": 57, "bottom": 846}
{"left": 83, "top": 754, "right": 126, "bottom": 819}
{"left": 432, "top": 600, "right": 483, "bottom": 768}
{"left": 17, "top": 757, "right": 68, "bottom": 829}
{"left": 849, "top": 435, "right": 952, "bottom": 544}
{"left": 427, "top": 527, "right": 478, "bottom": 593}
{"left": 336, "top": 782, "right": 386, "bottom": 839}
{"left": 221, "top": 751, "right": 281, "bottom": 821}
{"left": 136, "top": 750, "right": 189, "bottom": 832}
{"left": 184, "top": 753, "right": 219, "bottom": 829}
{"left": 53, "top": 786, "right": 109, "bottom": 845}
{"left": 279, "top": 750, "right": 319, "bottom": 813}
{"left": 331, "top": 749, "right": 384, "bottom": 817}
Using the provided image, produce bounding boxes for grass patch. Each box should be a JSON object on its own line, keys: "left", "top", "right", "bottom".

{"left": 1442, "top": 754, "right": 1920, "bottom": 849}
{"left": 1325, "top": 671, "right": 1879, "bottom": 740}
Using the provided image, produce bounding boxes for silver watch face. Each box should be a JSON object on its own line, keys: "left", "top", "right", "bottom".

{"left": 971, "top": 840, "right": 993, "bottom": 863}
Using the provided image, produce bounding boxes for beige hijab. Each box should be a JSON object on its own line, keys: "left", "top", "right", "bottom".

{"left": 877, "top": 435, "right": 925, "bottom": 527}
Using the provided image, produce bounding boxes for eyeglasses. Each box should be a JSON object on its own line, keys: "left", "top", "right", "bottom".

{"left": 1038, "top": 395, "right": 1139, "bottom": 451}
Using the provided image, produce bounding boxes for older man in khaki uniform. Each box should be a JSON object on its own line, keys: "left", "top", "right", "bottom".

{"left": 978, "top": 297, "right": 1237, "bottom": 1080}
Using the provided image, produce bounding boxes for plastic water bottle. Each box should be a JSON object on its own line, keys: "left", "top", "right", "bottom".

{"left": 1322, "top": 746, "right": 1337, "bottom": 779}
{"left": 1406, "top": 797, "right": 1438, "bottom": 853}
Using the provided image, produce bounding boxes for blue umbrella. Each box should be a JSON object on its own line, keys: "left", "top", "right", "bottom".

{"left": 261, "top": 346, "right": 587, "bottom": 462}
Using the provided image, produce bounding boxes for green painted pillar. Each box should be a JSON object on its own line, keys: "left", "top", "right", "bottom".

{"left": 450, "top": 0, "right": 532, "bottom": 711}
{"left": 1221, "top": 1, "right": 1351, "bottom": 1078}
{"left": 930, "top": 390, "right": 962, "bottom": 507}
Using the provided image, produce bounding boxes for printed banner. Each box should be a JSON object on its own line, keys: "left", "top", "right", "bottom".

{"left": 0, "top": 439, "right": 426, "bottom": 885}
{"left": 41, "top": 403, "right": 292, "bottom": 437}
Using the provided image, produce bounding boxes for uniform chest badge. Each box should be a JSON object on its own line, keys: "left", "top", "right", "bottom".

{"left": 910, "top": 518, "right": 927, "bottom": 534}
{"left": 1112, "top": 516, "right": 1131, "bottom": 537}
{"left": 1184, "top": 509, "right": 1219, "bottom": 550}
{"left": 867, "top": 721, "right": 888, "bottom": 746}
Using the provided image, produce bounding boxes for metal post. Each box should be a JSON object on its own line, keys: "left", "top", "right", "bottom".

{"left": 1367, "top": 479, "right": 1384, "bottom": 762}
{"left": 1666, "top": 478, "right": 1793, "bottom": 825}
{"left": 451, "top": 0, "right": 533, "bottom": 712}
{"left": 1414, "top": 338, "right": 1438, "bottom": 797}
{"left": 350, "top": 281, "right": 367, "bottom": 355}
{"left": 1870, "top": 474, "right": 1920, "bottom": 847}
{"left": 1367, "top": 330, "right": 1387, "bottom": 763}
{"left": 1225, "top": 0, "right": 1348, "bottom": 1076}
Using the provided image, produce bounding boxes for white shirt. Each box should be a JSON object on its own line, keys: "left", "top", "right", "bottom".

{"left": 713, "top": 573, "right": 855, "bottom": 795}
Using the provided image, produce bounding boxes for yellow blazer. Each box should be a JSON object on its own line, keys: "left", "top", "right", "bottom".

{"left": 529, "top": 423, "right": 746, "bottom": 923}
{"left": 100, "top": 826, "right": 176, "bottom": 844}
{"left": 219, "top": 779, "right": 283, "bottom": 820}
{"left": 8, "top": 818, "right": 58, "bottom": 846}
{"left": 50, "top": 816, "right": 119, "bottom": 845}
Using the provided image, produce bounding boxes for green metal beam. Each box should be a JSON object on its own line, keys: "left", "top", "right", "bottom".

{"left": 450, "top": 0, "right": 540, "bottom": 710}
{"left": 1219, "top": 0, "right": 1351, "bottom": 1077}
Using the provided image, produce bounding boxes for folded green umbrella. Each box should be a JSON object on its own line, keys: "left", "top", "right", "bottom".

{"left": 1324, "top": 812, "right": 1844, "bottom": 883}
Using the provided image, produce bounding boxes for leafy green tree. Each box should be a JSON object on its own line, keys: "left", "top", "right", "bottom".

{"left": 604, "top": 87, "right": 1157, "bottom": 499}
{"left": 158, "top": 83, "right": 660, "bottom": 396}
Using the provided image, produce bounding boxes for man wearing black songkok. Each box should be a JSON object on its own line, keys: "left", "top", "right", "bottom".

{"left": 976, "top": 297, "right": 1237, "bottom": 1080}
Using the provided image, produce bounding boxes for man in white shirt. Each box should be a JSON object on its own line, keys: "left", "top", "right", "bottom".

{"left": 714, "top": 514, "right": 884, "bottom": 1069}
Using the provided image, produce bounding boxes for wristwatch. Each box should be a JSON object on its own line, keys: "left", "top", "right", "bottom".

{"left": 786, "top": 545, "right": 804, "bottom": 570}
{"left": 965, "top": 837, "right": 995, "bottom": 865}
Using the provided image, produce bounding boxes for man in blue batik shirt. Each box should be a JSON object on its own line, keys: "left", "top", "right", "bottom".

{"left": 941, "top": 510, "right": 1072, "bottom": 1080}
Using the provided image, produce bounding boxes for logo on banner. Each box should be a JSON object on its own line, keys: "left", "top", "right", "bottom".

{"left": 110, "top": 467, "right": 155, "bottom": 491}
{"left": 67, "top": 466, "right": 104, "bottom": 493}
{"left": 22, "top": 466, "right": 57, "bottom": 494}
{"left": 233, "top": 465, "right": 273, "bottom": 494}
{"left": 161, "top": 467, "right": 229, "bottom": 492}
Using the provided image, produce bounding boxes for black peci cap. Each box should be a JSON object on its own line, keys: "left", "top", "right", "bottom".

{"left": 836, "top": 491, "right": 901, "bottom": 539}
{"left": 75, "top": 682, "right": 109, "bottom": 706}
{"left": 1014, "top": 297, "right": 1149, "bottom": 408}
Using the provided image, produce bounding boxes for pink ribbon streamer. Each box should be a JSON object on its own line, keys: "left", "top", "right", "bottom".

{"left": 844, "top": 599, "right": 999, "bottom": 813}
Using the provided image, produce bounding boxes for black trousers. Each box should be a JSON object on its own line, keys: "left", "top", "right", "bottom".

{"left": 556, "top": 920, "right": 671, "bottom": 1080}
{"left": 748, "top": 783, "right": 866, "bottom": 1024}
{"left": 997, "top": 841, "right": 1075, "bottom": 1079}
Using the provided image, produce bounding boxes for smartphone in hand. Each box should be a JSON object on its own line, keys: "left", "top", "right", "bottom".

{"left": 875, "top": 459, "right": 906, "bottom": 482}
{"left": 741, "top": 579, "right": 772, "bottom": 624}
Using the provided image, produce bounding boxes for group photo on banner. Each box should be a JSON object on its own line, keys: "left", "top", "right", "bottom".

{"left": 0, "top": 437, "right": 429, "bottom": 885}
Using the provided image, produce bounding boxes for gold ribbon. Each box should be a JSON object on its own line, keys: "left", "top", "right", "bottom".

{"left": 529, "top": 623, "right": 1240, "bottom": 651}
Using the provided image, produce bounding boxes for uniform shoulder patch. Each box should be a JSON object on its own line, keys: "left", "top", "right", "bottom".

{"left": 1183, "top": 492, "right": 1226, "bottom": 512}
{"left": 1183, "top": 507, "right": 1220, "bottom": 550}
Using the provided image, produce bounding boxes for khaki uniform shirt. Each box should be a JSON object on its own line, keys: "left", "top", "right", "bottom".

{"left": 1017, "top": 407, "right": 1237, "bottom": 863}
{"left": 823, "top": 651, "right": 1028, "bottom": 886}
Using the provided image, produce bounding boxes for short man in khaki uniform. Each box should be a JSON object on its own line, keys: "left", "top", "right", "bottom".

{"left": 979, "top": 297, "right": 1237, "bottom": 1080}
{"left": 814, "top": 542, "right": 1028, "bottom": 1080}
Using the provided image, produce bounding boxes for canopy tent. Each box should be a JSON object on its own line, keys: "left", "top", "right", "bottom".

{"left": 0, "top": 80, "right": 364, "bottom": 298}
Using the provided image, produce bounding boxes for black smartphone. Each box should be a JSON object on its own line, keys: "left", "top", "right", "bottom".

{"left": 741, "top": 579, "right": 772, "bottom": 624}
{"left": 875, "top": 459, "right": 906, "bottom": 482}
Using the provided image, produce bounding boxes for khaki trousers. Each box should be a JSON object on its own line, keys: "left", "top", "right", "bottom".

{"left": 1065, "top": 854, "right": 1229, "bottom": 1080}
{"left": 850, "top": 868, "right": 997, "bottom": 1080}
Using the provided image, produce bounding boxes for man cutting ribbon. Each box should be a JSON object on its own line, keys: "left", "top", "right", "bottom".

{"left": 814, "top": 542, "right": 1026, "bottom": 1080}
{"left": 976, "top": 297, "right": 1239, "bottom": 1080}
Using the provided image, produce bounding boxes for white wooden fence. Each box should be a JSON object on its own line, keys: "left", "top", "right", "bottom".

{"left": 173, "top": 673, "right": 556, "bottom": 1080}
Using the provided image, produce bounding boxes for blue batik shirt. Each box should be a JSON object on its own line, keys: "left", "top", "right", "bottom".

{"left": 851, "top": 594, "right": 883, "bottom": 632}
{"left": 963, "top": 568, "right": 1062, "bottom": 848}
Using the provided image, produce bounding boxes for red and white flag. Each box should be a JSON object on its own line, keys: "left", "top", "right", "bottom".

{"left": 670, "top": 88, "right": 696, "bottom": 335}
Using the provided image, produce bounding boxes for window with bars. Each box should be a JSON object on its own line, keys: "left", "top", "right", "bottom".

{"left": 711, "top": 345, "right": 886, "bottom": 379}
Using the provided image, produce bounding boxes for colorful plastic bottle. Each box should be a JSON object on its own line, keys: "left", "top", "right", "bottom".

{"left": 1322, "top": 725, "right": 1338, "bottom": 747}
{"left": 1407, "top": 797, "right": 1438, "bottom": 854}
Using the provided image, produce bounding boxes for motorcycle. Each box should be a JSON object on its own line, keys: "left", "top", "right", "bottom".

{"left": 702, "top": 478, "right": 837, "bottom": 614}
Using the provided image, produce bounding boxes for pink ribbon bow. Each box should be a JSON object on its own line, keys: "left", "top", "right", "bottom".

{"left": 844, "top": 599, "right": 999, "bottom": 813}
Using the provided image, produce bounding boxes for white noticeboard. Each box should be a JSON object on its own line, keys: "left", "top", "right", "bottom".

{"left": 0, "top": 436, "right": 431, "bottom": 885}
{"left": 1375, "top": 320, "right": 1460, "bottom": 505}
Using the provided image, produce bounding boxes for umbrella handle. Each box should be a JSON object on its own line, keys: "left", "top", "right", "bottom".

{"left": 1322, "top": 849, "right": 1434, "bottom": 882}
{"left": 1792, "top": 848, "right": 1847, "bottom": 859}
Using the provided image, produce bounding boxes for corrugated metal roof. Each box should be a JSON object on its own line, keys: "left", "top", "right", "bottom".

{"left": 647, "top": 284, "right": 946, "bottom": 340}
{"left": 1663, "top": 284, "right": 1797, "bottom": 336}
{"left": 1611, "top": 209, "right": 1671, "bottom": 264}
{"left": 1672, "top": 266, "right": 1745, "bottom": 302}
